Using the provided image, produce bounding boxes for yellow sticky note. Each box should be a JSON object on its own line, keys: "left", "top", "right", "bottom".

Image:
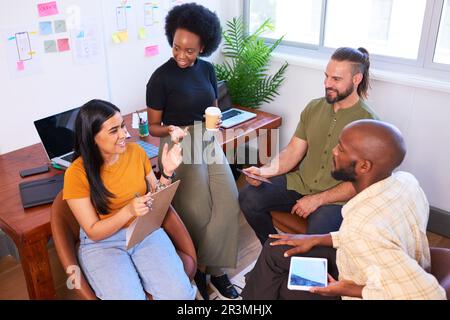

{"left": 138, "top": 27, "right": 147, "bottom": 40}
{"left": 117, "top": 31, "right": 129, "bottom": 42}
{"left": 112, "top": 32, "right": 121, "bottom": 44}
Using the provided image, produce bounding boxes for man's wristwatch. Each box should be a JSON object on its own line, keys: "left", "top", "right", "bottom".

{"left": 161, "top": 170, "right": 176, "bottom": 180}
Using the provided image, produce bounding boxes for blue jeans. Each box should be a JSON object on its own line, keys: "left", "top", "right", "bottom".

{"left": 239, "top": 175, "right": 343, "bottom": 244}
{"left": 78, "top": 228, "right": 196, "bottom": 300}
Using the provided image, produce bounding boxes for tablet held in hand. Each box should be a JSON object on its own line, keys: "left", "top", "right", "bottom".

{"left": 237, "top": 168, "right": 272, "bottom": 184}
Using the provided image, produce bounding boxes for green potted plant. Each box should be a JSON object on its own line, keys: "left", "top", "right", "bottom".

{"left": 214, "top": 17, "right": 288, "bottom": 109}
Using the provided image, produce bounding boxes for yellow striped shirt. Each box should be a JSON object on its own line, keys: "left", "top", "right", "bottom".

{"left": 331, "top": 171, "right": 446, "bottom": 300}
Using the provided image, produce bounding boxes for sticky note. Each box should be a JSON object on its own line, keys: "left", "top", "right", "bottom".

{"left": 77, "top": 31, "right": 85, "bottom": 38}
{"left": 145, "top": 45, "right": 159, "bottom": 57}
{"left": 112, "top": 32, "right": 121, "bottom": 44}
{"left": 39, "top": 21, "right": 53, "bottom": 35}
{"left": 44, "top": 40, "right": 57, "bottom": 53}
{"left": 57, "top": 38, "right": 70, "bottom": 52}
{"left": 17, "top": 61, "right": 25, "bottom": 71}
{"left": 54, "top": 20, "right": 67, "bottom": 33}
{"left": 138, "top": 27, "right": 147, "bottom": 40}
{"left": 117, "top": 31, "right": 129, "bottom": 42}
{"left": 38, "top": 1, "right": 59, "bottom": 17}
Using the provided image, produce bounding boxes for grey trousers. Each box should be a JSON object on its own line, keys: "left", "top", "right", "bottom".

{"left": 158, "top": 125, "right": 240, "bottom": 271}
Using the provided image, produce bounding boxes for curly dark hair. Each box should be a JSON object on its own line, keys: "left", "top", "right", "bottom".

{"left": 165, "top": 3, "right": 221, "bottom": 57}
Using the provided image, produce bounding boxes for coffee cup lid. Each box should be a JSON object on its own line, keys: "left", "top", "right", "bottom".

{"left": 205, "top": 106, "right": 221, "bottom": 116}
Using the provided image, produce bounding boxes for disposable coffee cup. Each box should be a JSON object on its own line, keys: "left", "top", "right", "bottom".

{"left": 205, "top": 107, "right": 221, "bottom": 131}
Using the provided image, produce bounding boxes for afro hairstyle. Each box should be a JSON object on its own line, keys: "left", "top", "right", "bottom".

{"left": 165, "top": 3, "right": 221, "bottom": 57}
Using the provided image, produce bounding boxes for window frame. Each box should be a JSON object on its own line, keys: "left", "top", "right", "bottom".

{"left": 243, "top": 0, "right": 450, "bottom": 76}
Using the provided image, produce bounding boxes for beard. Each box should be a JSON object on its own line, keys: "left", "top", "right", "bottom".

{"left": 331, "top": 161, "right": 357, "bottom": 182}
{"left": 325, "top": 85, "right": 354, "bottom": 104}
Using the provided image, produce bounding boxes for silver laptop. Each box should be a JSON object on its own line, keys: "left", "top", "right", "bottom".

{"left": 34, "top": 107, "right": 80, "bottom": 168}
{"left": 220, "top": 108, "right": 257, "bottom": 129}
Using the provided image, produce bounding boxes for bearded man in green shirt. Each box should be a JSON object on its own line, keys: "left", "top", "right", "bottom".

{"left": 239, "top": 47, "right": 378, "bottom": 245}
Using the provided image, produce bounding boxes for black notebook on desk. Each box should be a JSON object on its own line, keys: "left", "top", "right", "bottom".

{"left": 19, "top": 174, "right": 64, "bottom": 209}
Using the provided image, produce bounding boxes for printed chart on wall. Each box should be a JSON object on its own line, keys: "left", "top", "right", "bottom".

{"left": 108, "top": 0, "right": 135, "bottom": 44}
{"left": 135, "top": 0, "right": 163, "bottom": 41}
{"left": 70, "top": 18, "right": 102, "bottom": 65}
{"left": 4, "top": 27, "right": 42, "bottom": 78}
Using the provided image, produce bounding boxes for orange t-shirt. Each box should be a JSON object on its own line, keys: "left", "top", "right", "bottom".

{"left": 63, "top": 142, "right": 151, "bottom": 227}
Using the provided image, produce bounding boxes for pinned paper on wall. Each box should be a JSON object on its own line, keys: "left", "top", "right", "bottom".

{"left": 57, "top": 38, "right": 70, "bottom": 52}
{"left": 17, "top": 61, "right": 25, "bottom": 71}
{"left": 71, "top": 19, "right": 101, "bottom": 65}
{"left": 116, "top": 6, "right": 128, "bottom": 31}
{"left": 37, "top": 1, "right": 59, "bottom": 17}
{"left": 145, "top": 45, "right": 159, "bottom": 57}
{"left": 138, "top": 27, "right": 147, "bottom": 40}
{"left": 54, "top": 20, "right": 67, "bottom": 33}
{"left": 112, "top": 32, "right": 121, "bottom": 44}
{"left": 39, "top": 21, "right": 53, "bottom": 35}
{"left": 118, "top": 31, "right": 129, "bottom": 42}
{"left": 66, "top": 5, "right": 81, "bottom": 30}
{"left": 44, "top": 39, "right": 57, "bottom": 53}
{"left": 15, "top": 32, "right": 33, "bottom": 61}
{"left": 144, "top": 3, "right": 161, "bottom": 26}
{"left": 4, "top": 27, "right": 42, "bottom": 78}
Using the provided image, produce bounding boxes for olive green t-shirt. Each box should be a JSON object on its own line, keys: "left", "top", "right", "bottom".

{"left": 286, "top": 97, "right": 378, "bottom": 199}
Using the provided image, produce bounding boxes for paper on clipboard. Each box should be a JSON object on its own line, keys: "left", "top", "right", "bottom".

{"left": 125, "top": 180, "right": 180, "bottom": 249}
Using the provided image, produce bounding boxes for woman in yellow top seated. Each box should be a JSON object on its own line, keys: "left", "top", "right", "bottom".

{"left": 63, "top": 99, "right": 195, "bottom": 300}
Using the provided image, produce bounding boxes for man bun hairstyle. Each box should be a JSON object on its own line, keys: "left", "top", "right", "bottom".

{"left": 332, "top": 47, "right": 371, "bottom": 99}
{"left": 165, "top": 2, "right": 222, "bottom": 57}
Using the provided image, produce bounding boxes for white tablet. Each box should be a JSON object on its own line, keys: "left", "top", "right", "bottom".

{"left": 287, "top": 257, "right": 328, "bottom": 291}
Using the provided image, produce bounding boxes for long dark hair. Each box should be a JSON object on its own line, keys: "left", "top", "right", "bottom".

{"left": 331, "top": 47, "right": 371, "bottom": 99}
{"left": 73, "top": 99, "right": 120, "bottom": 215}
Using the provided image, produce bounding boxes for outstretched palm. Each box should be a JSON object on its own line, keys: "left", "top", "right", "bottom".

{"left": 161, "top": 143, "right": 182, "bottom": 174}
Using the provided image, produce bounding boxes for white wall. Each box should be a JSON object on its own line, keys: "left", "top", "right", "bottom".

{"left": 260, "top": 58, "right": 450, "bottom": 212}
{"left": 0, "top": 0, "right": 232, "bottom": 155}
{"left": 0, "top": 0, "right": 109, "bottom": 154}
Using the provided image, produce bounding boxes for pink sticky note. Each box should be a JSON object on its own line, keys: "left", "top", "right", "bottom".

{"left": 145, "top": 45, "right": 159, "bottom": 57}
{"left": 17, "top": 61, "right": 25, "bottom": 71}
{"left": 57, "top": 38, "right": 70, "bottom": 52}
{"left": 38, "top": 1, "right": 59, "bottom": 17}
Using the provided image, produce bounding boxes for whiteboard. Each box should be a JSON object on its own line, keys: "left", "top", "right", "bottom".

{"left": 0, "top": 0, "right": 227, "bottom": 154}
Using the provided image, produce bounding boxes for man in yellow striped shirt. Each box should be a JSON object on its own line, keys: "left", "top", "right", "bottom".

{"left": 242, "top": 120, "right": 446, "bottom": 300}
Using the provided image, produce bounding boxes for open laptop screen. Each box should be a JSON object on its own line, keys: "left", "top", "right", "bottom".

{"left": 34, "top": 107, "right": 80, "bottom": 159}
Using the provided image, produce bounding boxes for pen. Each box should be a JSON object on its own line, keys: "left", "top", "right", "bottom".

{"left": 135, "top": 111, "right": 143, "bottom": 124}
{"left": 135, "top": 192, "right": 153, "bottom": 210}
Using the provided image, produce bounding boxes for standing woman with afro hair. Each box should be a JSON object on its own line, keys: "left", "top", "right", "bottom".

{"left": 145, "top": 3, "right": 240, "bottom": 300}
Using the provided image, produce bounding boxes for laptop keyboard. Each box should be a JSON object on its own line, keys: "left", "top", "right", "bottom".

{"left": 61, "top": 153, "right": 74, "bottom": 162}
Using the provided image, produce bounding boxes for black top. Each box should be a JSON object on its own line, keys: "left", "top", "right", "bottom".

{"left": 146, "top": 58, "right": 218, "bottom": 126}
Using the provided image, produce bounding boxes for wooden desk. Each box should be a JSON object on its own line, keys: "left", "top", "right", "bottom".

{"left": 0, "top": 107, "right": 281, "bottom": 299}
